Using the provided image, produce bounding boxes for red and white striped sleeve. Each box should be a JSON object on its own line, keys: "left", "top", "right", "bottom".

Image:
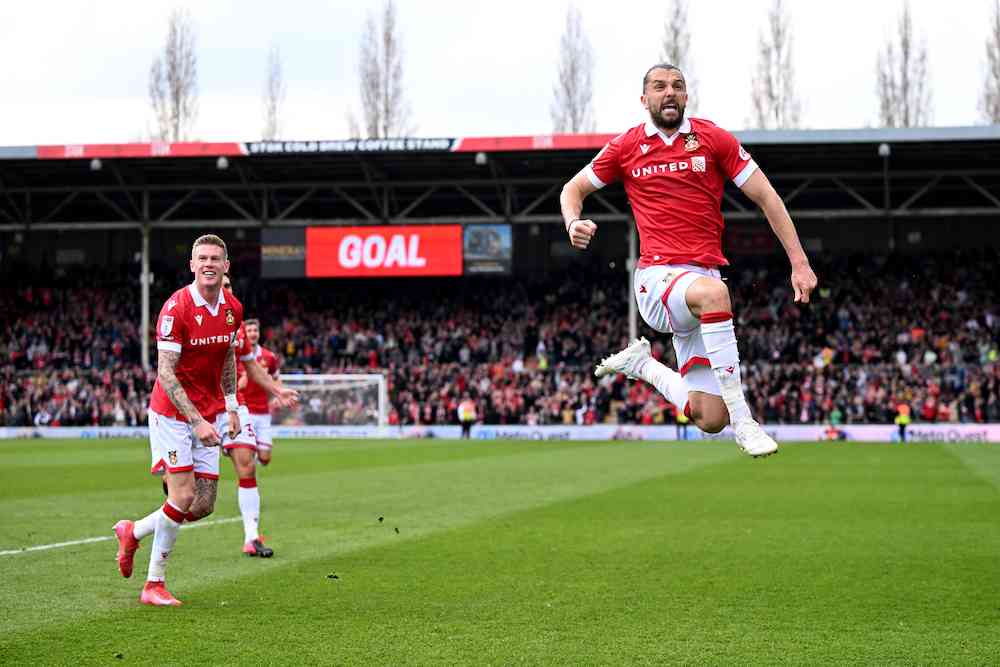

{"left": 583, "top": 135, "right": 625, "bottom": 189}
{"left": 156, "top": 297, "right": 187, "bottom": 354}
{"left": 713, "top": 126, "right": 757, "bottom": 187}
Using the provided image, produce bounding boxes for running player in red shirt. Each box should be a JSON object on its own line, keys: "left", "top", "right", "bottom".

{"left": 239, "top": 318, "right": 281, "bottom": 466}
{"left": 222, "top": 274, "right": 297, "bottom": 558}
{"left": 112, "top": 234, "right": 257, "bottom": 605}
{"left": 561, "top": 63, "right": 817, "bottom": 457}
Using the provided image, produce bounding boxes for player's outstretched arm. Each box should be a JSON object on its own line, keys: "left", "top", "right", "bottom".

{"left": 560, "top": 170, "right": 600, "bottom": 250}
{"left": 739, "top": 169, "right": 818, "bottom": 303}
{"left": 245, "top": 358, "right": 299, "bottom": 407}
{"left": 158, "top": 349, "right": 221, "bottom": 444}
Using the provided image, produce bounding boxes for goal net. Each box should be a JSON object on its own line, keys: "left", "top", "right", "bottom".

{"left": 273, "top": 373, "right": 388, "bottom": 436}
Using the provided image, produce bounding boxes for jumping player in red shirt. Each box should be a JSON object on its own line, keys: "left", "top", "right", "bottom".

{"left": 112, "top": 234, "right": 258, "bottom": 605}
{"left": 561, "top": 63, "right": 817, "bottom": 457}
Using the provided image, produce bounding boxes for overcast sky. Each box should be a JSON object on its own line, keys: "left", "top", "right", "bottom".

{"left": 0, "top": 0, "right": 992, "bottom": 145}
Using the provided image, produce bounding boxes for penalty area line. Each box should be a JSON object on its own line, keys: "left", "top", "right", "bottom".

{"left": 0, "top": 516, "right": 242, "bottom": 557}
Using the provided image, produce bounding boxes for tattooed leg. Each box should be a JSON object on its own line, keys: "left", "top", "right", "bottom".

{"left": 187, "top": 477, "right": 218, "bottom": 520}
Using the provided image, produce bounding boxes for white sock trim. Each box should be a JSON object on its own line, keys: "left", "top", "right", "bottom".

{"left": 700, "top": 318, "right": 740, "bottom": 370}
{"left": 147, "top": 505, "right": 182, "bottom": 582}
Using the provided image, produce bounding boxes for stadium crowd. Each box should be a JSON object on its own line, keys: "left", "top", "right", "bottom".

{"left": 3, "top": 252, "right": 999, "bottom": 427}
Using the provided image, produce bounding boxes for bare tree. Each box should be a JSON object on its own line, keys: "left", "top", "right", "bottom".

{"left": 354, "top": 0, "right": 411, "bottom": 138}
{"left": 551, "top": 5, "right": 596, "bottom": 133}
{"left": 149, "top": 8, "right": 198, "bottom": 142}
{"left": 659, "top": 0, "right": 696, "bottom": 111}
{"left": 346, "top": 111, "right": 362, "bottom": 138}
{"left": 262, "top": 45, "right": 286, "bottom": 140}
{"left": 982, "top": 0, "right": 1000, "bottom": 123}
{"left": 750, "top": 0, "right": 801, "bottom": 129}
{"left": 876, "top": 1, "right": 930, "bottom": 128}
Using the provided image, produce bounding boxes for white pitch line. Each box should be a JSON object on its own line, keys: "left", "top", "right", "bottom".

{"left": 0, "top": 516, "right": 242, "bottom": 557}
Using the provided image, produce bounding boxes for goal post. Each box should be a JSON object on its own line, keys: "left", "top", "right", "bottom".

{"left": 274, "top": 373, "right": 389, "bottom": 436}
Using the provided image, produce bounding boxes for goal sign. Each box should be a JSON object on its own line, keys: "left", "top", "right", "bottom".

{"left": 306, "top": 226, "right": 462, "bottom": 277}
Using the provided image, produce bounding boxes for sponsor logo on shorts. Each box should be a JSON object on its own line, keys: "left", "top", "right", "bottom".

{"left": 168, "top": 450, "right": 178, "bottom": 465}
{"left": 725, "top": 366, "right": 735, "bottom": 374}
{"left": 639, "top": 285, "right": 647, "bottom": 293}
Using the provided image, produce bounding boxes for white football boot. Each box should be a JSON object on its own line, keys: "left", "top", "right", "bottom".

{"left": 595, "top": 337, "right": 651, "bottom": 379}
{"left": 732, "top": 418, "right": 778, "bottom": 458}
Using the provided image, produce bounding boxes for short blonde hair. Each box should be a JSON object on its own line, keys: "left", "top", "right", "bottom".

{"left": 192, "top": 234, "right": 228, "bottom": 258}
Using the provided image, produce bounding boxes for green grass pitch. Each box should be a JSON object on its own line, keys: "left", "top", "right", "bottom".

{"left": 2, "top": 437, "right": 999, "bottom": 665}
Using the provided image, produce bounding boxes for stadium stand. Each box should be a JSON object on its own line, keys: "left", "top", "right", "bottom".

{"left": 4, "top": 252, "right": 998, "bottom": 427}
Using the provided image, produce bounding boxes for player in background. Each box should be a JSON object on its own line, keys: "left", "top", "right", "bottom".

{"left": 457, "top": 394, "right": 477, "bottom": 439}
{"left": 239, "top": 318, "right": 282, "bottom": 467}
{"left": 111, "top": 234, "right": 256, "bottom": 606}
{"left": 222, "top": 274, "right": 297, "bottom": 557}
{"left": 560, "top": 63, "right": 817, "bottom": 457}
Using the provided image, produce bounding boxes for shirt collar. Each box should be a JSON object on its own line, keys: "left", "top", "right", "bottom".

{"left": 644, "top": 118, "right": 692, "bottom": 145}
{"left": 188, "top": 282, "right": 226, "bottom": 309}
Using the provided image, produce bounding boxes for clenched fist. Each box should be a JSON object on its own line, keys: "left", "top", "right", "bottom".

{"left": 568, "top": 219, "right": 598, "bottom": 250}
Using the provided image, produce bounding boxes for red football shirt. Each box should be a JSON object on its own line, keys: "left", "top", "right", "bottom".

{"left": 585, "top": 117, "right": 757, "bottom": 268}
{"left": 149, "top": 283, "right": 245, "bottom": 422}
{"left": 234, "top": 323, "right": 258, "bottom": 407}
{"left": 242, "top": 345, "right": 280, "bottom": 414}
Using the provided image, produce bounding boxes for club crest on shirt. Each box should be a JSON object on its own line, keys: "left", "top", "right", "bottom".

{"left": 684, "top": 133, "right": 700, "bottom": 152}
{"left": 226, "top": 309, "right": 235, "bottom": 326}
{"left": 168, "top": 450, "right": 178, "bottom": 465}
{"left": 160, "top": 315, "right": 174, "bottom": 337}
{"left": 194, "top": 314, "right": 203, "bottom": 326}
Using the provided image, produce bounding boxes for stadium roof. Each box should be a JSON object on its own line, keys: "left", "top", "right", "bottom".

{"left": 1, "top": 126, "right": 999, "bottom": 231}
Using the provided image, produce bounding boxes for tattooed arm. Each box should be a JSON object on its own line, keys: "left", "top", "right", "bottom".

{"left": 158, "top": 349, "right": 220, "bottom": 445}
{"left": 158, "top": 349, "right": 204, "bottom": 423}
{"left": 221, "top": 347, "right": 238, "bottom": 399}
{"left": 221, "top": 347, "right": 240, "bottom": 438}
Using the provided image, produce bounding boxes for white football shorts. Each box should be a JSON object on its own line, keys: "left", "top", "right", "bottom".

{"left": 249, "top": 412, "right": 273, "bottom": 449}
{"left": 221, "top": 405, "right": 259, "bottom": 452}
{"left": 148, "top": 408, "right": 221, "bottom": 480}
{"left": 633, "top": 263, "right": 722, "bottom": 397}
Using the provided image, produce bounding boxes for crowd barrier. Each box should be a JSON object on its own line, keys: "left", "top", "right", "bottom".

{"left": 1, "top": 423, "right": 998, "bottom": 443}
